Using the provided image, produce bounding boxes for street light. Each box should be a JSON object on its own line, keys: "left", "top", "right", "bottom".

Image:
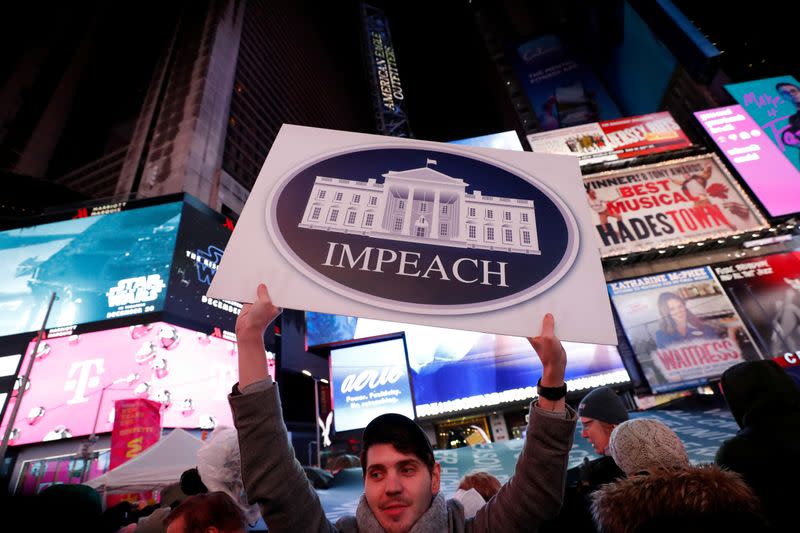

{"left": 302, "top": 370, "right": 327, "bottom": 468}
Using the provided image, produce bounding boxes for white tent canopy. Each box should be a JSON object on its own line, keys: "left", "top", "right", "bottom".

{"left": 87, "top": 429, "right": 203, "bottom": 494}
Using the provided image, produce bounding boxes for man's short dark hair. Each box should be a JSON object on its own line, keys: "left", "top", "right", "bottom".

{"left": 360, "top": 413, "right": 435, "bottom": 476}
{"left": 164, "top": 492, "right": 246, "bottom": 532}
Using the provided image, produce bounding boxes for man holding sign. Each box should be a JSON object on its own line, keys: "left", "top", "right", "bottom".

{"left": 228, "top": 283, "right": 576, "bottom": 532}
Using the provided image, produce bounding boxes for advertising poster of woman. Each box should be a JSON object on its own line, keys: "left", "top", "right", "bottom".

{"left": 609, "top": 267, "right": 762, "bottom": 393}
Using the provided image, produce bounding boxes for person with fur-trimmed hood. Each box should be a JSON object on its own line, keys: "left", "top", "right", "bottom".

{"left": 591, "top": 418, "right": 767, "bottom": 533}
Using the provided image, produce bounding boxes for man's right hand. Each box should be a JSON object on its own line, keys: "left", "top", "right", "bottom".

{"left": 236, "top": 283, "right": 281, "bottom": 342}
{"left": 236, "top": 283, "right": 282, "bottom": 389}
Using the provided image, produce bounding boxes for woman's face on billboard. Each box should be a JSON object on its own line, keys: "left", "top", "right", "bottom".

{"left": 667, "top": 298, "right": 687, "bottom": 327}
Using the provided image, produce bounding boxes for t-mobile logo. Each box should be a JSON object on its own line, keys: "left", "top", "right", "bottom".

{"left": 65, "top": 359, "right": 105, "bottom": 404}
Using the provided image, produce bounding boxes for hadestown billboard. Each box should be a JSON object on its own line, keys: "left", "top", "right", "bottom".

{"left": 209, "top": 125, "right": 616, "bottom": 345}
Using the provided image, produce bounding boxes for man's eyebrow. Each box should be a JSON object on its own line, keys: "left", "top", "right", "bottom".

{"left": 396, "top": 458, "right": 422, "bottom": 468}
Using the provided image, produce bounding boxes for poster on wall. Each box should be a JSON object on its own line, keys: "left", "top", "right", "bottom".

{"left": 695, "top": 105, "right": 800, "bottom": 217}
{"left": 208, "top": 125, "right": 616, "bottom": 344}
{"left": 725, "top": 75, "right": 800, "bottom": 174}
{"left": 527, "top": 112, "right": 692, "bottom": 166}
{"left": 609, "top": 267, "right": 762, "bottom": 393}
{"left": 0, "top": 202, "right": 182, "bottom": 337}
{"left": 512, "top": 35, "right": 621, "bottom": 131}
{"left": 713, "top": 251, "right": 800, "bottom": 359}
{"left": 584, "top": 155, "right": 767, "bottom": 257}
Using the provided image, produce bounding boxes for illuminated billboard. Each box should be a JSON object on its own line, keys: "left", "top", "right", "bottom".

{"left": 0, "top": 202, "right": 182, "bottom": 337}
{"left": 583, "top": 154, "right": 767, "bottom": 257}
{"left": 695, "top": 105, "right": 800, "bottom": 217}
{"left": 0, "top": 321, "right": 275, "bottom": 446}
{"left": 609, "top": 267, "right": 763, "bottom": 393}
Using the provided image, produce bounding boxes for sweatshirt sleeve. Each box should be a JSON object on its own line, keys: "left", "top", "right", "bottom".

{"left": 469, "top": 401, "right": 577, "bottom": 532}
{"left": 229, "top": 382, "right": 338, "bottom": 533}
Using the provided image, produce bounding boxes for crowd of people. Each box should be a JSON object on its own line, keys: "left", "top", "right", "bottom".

{"left": 3, "top": 281, "right": 799, "bottom": 532}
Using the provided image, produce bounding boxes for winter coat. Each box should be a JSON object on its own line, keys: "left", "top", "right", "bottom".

{"left": 229, "top": 378, "right": 577, "bottom": 532}
{"left": 591, "top": 464, "right": 767, "bottom": 533}
{"left": 716, "top": 360, "right": 800, "bottom": 532}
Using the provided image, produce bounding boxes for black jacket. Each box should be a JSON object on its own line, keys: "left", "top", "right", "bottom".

{"left": 715, "top": 360, "right": 800, "bottom": 532}
{"left": 540, "top": 455, "right": 624, "bottom": 533}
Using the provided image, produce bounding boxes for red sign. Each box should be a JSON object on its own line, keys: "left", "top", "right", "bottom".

{"left": 108, "top": 398, "right": 162, "bottom": 506}
{"left": 528, "top": 111, "right": 692, "bottom": 166}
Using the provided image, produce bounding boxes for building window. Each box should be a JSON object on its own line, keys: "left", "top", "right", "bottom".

{"left": 352, "top": 194, "right": 361, "bottom": 204}
{"left": 521, "top": 213, "right": 529, "bottom": 223}
{"left": 398, "top": 200, "right": 405, "bottom": 210}
{"left": 522, "top": 230, "right": 531, "bottom": 245}
{"left": 364, "top": 213, "right": 374, "bottom": 227}
{"left": 440, "top": 223, "right": 448, "bottom": 237}
{"left": 318, "top": 190, "right": 327, "bottom": 200}
{"left": 329, "top": 208, "right": 339, "bottom": 223}
{"left": 310, "top": 206, "right": 321, "bottom": 220}
{"left": 420, "top": 202, "right": 427, "bottom": 212}
{"left": 370, "top": 196, "right": 378, "bottom": 206}
{"left": 486, "top": 227, "right": 495, "bottom": 241}
{"left": 347, "top": 210, "right": 357, "bottom": 225}
{"left": 416, "top": 226, "right": 426, "bottom": 237}
{"left": 504, "top": 228, "right": 513, "bottom": 242}
{"left": 486, "top": 210, "right": 494, "bottom": 219}
{"left": 468, "top": 225, "right": 477, "bottom": 239}
{"left": 334, "top": 192, "right": 343, "bottom": 202}
{"left": 468, "top": 207, "right": 476, "bottom": 217}
{"left": 441, "top": 204, "right": 448, "bottom": 215}
{"left": 394, "top": 218, "right": 403, "bottom": 231}
{"left": 504, "top": 211, "right": 512, "bottom": 221}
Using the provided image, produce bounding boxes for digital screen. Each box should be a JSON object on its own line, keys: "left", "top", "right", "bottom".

{"left": 609, "top": 267, "right": 763, "bottom": 393}
{"left": 330, "top": 335, "right": 415, "bottom": 432}
{"left": 713, "top": 251, "right": 800, "bottom": 359}
{"left": 450, "top": 131, "right": 524, "bottom": 151}
{"left": 308, "top": 313, "right": 629, "bottom": 417}
{"left": 695, "top": 105, "right": 800, "bottom": 217}
{"left": 0, "top": 321, "right": 275, "bottom": 446}
{"left": 0, "top": 202, "right": 182, "bottom": 337}
{"left": 164, "top": 199, "right": 241, "bottom": 332}
{"left": 725, "top": 75, "right": 800, "bottom": 176}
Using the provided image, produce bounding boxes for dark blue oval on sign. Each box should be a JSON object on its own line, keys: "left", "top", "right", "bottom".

{"left": 269, "top": 147, "right": 577, "bottom": 313}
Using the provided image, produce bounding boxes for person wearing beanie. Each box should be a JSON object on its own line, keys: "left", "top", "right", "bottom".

{"left": 541, "top": 386, "right": 628, "bottom": 533}
{"left": 229, "top": 283, "right": 578, "bottom": 532}
{"left": 592, "top": 418, "right": 767, "bottom": 533}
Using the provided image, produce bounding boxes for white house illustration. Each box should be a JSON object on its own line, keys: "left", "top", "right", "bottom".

{"left": 298, "top": 160, "right": 540, "bottom": 255}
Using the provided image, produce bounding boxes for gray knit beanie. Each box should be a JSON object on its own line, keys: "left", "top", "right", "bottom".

{"left": 577, "top": 386, "right": 629, "bottom": 424}
{"left": 608, "top": 418, "right": 690, "bottom": 476}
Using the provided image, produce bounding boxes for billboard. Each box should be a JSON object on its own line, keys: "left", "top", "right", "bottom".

{"left": 308, "top": 313, "right": 629, "bottom": 417}
{"left": 609, "top": 267, "right": 762, "bottom": 393}
{"left": 713, "top": 251, "right": 800, "bottom": 359}
{"left": 0, "top": 321, "right": 274, "bottom": 446}
{"left": 330, "top": 335, "right": 415, "bottom": 432}
{"left": 584, "top": 155, "right": 767, "bottom": 257}
{"left": 450, "top": 131, "right": 524, "bottom": 151}
{"left": 512, "top": 35, "right": 621, "bottom": 131}
{"left": 164, "top": 199, "right": 241, "bottom": 333}
{"left": 527, "top": 112, "right": 692, "bottom": 166}
{"left": 725, "top": 75, "right": 800, "bottom": 174}
{"left": 695, "top": 105, "right": 800, "bottom": 217}
{"left": 0, "top": 202, "right": 182, "bottom": 337}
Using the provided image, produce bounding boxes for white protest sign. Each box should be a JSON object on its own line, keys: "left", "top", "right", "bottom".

{"left": 208, "top": 125, "right": 615, "bottom": 344}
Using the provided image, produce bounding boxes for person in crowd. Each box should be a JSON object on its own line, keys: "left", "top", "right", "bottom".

{"left": 716, "top": 360, "right": 800, "bottom": 532}
{"left": 327, "top": 453, "right": 362, "bottom": 474}
{"left": 230, "top": 283, "right": 576, "bottom": 532}
{"left": 540, "top": 386, "right": 628, "bottom": 533}
{"left": 163, "top": 492, "right": 247, "bottom": 533}
{"left": 454, "top": 471, "right": 502, "bottom": 519}
{"left": 592, "top": 418, "right": 766, "bottom": 533}
{"left": 179, "top": 467, "right": 209, "bottom": 496}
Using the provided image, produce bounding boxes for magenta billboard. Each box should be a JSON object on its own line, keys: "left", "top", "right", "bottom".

{"left": 0, "top": 321, "right": 275, "bottom": 446}
{"left": 695, "top": 105, "right": 800, "bottom": 217}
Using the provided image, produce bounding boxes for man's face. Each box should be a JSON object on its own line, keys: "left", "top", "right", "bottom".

{"left": 779, "top": 84, "right": 800, "bottom": 106}
{"left": 364, "top": 444, "right": 441, "bottom": 533}
{"left": 580, "top": 417, "right": 613, "bottom": 455}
